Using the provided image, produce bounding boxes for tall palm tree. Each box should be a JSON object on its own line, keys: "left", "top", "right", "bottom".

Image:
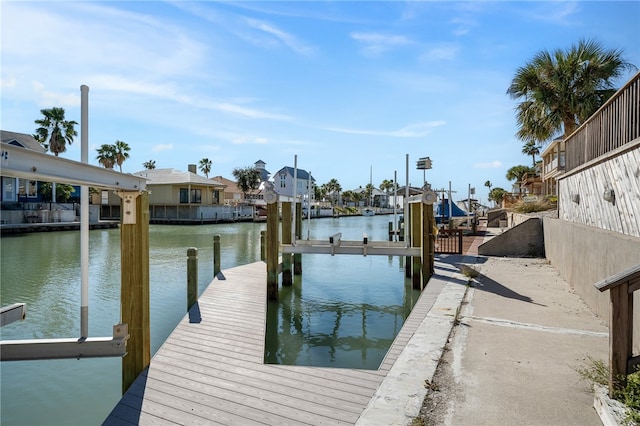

{"left": 521, "top": 141, "right": 540, "bottom": 168}
{"left": 142, "top": 160, "right": 156, "bottom": 170}
{"left": 484, "top": 180, "right": 492, "bottom": 192}
{"left": 507, "top": 39, "right": 634, "bottom": 142}
{"left": 34, "top": 107, "right": 78, "bottom": 156}
{"left": 96, "top": 144, "right": 117, "bottom": 169}
{"left": 113, "top": 140, "right": 130, "bottom": 172}
{"left": 199, "top": 158, "right": 212, "bottom": 178}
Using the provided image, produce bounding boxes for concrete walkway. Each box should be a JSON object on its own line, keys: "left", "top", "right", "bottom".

{"left": 421, "top": 252, "right": 609, "bottom": 425}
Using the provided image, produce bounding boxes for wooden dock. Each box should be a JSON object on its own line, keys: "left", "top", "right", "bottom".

{"left": 104, "top": 261, "right": 447, "bottom": 425}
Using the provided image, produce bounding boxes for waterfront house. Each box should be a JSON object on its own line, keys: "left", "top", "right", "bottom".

{"left": 540, "top": 137, "right": 565, "bottom": 197}
{"left": 272, "top": 166, "right": 315, "bottom": 199}
{"left": 211, "top": 175, "right": 244, "bottom": 205}
{"left": 1, "top": 130, "right": 47, "bottom": 203}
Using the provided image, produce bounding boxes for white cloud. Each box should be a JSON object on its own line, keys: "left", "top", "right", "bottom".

{"left": 31, "top": 81, "right": 78, "bottom": 107}
{"left": 474, "top": 161, "right": 503, "bottom": 169}
{"left": 326, "top": 121, "right": 445, "bottom": 138}
{"left": 152, "top": 144, "right": 173, "bottom": 153}
{"left": 243, "top": 17, "right": 315, "bottom": 56}
{"left": 351, "top": 32, "right": 412, "bottom": 57}
{"left": 419, "top": 44, "right": 460, "bottom": 62}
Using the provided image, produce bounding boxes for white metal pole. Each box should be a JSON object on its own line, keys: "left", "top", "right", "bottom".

{"left": 448, "top": 181, "right": 453, "bottom": 225}
{"left": 393, "top": 170, "right": 397, "bottom": 242}
{"left": 307, "top": 170, "right": 311, "bottom": 240}
{"left": 405, "top": 154, "right": 409, "bottom": 246}
{"left": 292, "top": 155, "right": 297, "bottom": 245}
{"left": 80, "top": 85, "right": 89, "bottom": 339}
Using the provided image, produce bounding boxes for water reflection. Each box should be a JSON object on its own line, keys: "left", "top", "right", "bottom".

{"left": 265, "top": 253, "right": 420, "bottom": 369}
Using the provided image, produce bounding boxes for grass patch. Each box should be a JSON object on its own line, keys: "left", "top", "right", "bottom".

{"left": 511, "top": 199, "right": 555, "bottom": 213}
{"left": 574, "top": 357, "right": 640, "bottom": 425}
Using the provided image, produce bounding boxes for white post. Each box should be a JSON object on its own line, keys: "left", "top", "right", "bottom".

{"left": 448, "top": 181, "right": 453, "bottom": 225}
{"left": 307, "top": 170, "right": 312, "bottom": 240}
{"left": 80, "top": 85, "right": 89, "bottom": 339}
{"left": 405, "top": 154, "right": 409, "bottom": 246}
{"left": 292, "top": 155, "right": 297, "bottom": 245}
{"left": 393, "top": 170, "right": 398, "bottom": 242}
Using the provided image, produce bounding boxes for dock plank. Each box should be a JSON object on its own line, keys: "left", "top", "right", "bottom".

{"left": 104, "top": 260, "right": 453, "bottom": 425}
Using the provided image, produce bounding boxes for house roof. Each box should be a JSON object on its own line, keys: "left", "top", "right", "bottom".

{"left": 211, "top": 176, "right": 240, "bottom": 194}
{"left": 133, "top": 168, "right": 226, "bottom": 188}
{"left": 274, "top": 166, "right": 315, "bottom": 181}
{"left": 1, "top": 130, "right": 46, "bottom": 152}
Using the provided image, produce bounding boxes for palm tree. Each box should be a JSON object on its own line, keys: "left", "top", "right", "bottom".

{"left": 507, "top": 39, "right": 634, "bottom": 142}
{"left": 521, "top": 141, "right": 541, "bottom": 168}
{"left": 484, "top": 180, "right": 492, "bottom": 192}
{"left": 506, "top": 165, "right": 536, "bottom": 193}
{"left": 324, "top": 179, "right": 342, "bottom": 206}
{"left": 488, "top": 187, "right": 506, "bottom": 207}
{"left": 34, "top": 107, "right": 78, "bottom": 156}
{"left": 113, "top": 140, "right": 130, "bottom": 172}
{"left": 96, "top": 144, "right": 117, "bottom": 169}
{"left": 232, "top": 166, "right": 261, "bottom": 201}
{"left": 380, "top": 179, "right": 394, "bottom": 194}
{"left": 143, "top": 160, "right": 156, "bottom": 170}
{"left": 199, "top": 158, "right": 212, "bottom": 178}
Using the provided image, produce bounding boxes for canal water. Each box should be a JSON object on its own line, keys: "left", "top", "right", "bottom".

{"left": 0, "top": 214, "right": 419, "bottom": 425}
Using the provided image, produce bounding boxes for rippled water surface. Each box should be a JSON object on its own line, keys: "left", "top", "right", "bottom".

{"left": 1, "top": 215, "right": 418, "bottom": 425}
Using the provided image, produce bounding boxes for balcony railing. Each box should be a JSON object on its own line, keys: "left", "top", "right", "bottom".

{"left": 565, "top": 71, "right": 640, "bottom": 172}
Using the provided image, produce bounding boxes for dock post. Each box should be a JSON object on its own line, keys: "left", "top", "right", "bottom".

{"left": 282, "top": 201, "right": 293, "bottom": 286}
{"left": 411, "top": 202, "right": 422, "bottom": 290}
{"left": 187, "top": 248, "right": 198, "bottom": 310}
{"left": 260, "top": 230, "right": 266, "bottom": 261}
{"left": 426, "top": 203, "right": 435, "bottom": 275}
{"left": 405, "top": 208, "right": 412, "bottom": 279}
{"left": 213, "top": 234, "right": 221, "bottom": 277}
{"left": 388, "top": 221, "right": 393, "bottom": 242}
{"left": 266, "top": 200, "right": 279, "bottom": 300}
{"left": 120, "top": 191, "right": 150, "bottom": 395}
{"left": 294, "top": 201, "right": 302, "bottom": 275}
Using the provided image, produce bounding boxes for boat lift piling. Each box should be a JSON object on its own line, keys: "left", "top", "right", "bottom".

{"left": 264, "top": 171, "right": 436, "bottom": 300}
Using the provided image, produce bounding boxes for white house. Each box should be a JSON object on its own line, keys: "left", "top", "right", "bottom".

{"left": 272, "top": 166, "right": 315, "bottom": 199}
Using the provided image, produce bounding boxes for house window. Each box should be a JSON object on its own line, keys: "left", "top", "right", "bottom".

{"left": 28, "top": 181, "right": 37, "bottom": 197}
{"left": 2, "top": 178, "right": 16, "bottom": 202}
{"left": 213, "top": 190, "right": 220, "bottom": 204}
{"left": 280, "top": 174, "right": 286, "bottom": 188}
{"left": 101, "top": 190, "right": 109, "bottom": 205}
{"left": 191, "top": 189, "right": 201, "bottom": 203}
{"left": 180, "top": 188, "right": 189, "bottom": 203}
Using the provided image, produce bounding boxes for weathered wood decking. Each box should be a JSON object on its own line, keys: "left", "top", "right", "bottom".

{"left": 104, "top": 261, "right": 448, "bottom": 425}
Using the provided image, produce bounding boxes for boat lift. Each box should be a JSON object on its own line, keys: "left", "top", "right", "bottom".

{"left": 0, "top": 85, "right": 147, "bottom": 362}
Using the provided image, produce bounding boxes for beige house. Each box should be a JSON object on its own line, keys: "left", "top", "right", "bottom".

{"left": 541, "top": 137, "right": 565, "bottom": 197}
{"left": 211, "top": 175, "right": 244, "bottom": 205}
{"left": 134, "top": 166, "right": 226, "bottom": 205}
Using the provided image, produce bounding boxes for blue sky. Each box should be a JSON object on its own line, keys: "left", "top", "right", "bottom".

{"left": 2, "top": 1, "right": 639, "bottom": 204}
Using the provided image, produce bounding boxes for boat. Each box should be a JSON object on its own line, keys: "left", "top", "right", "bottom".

{"left": 363, "top": 208, "right": 375, "bottom": 216}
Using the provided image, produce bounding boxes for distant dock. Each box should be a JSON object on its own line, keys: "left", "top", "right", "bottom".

{"left": 0, "top": 221, "right": 119, "bottom": 235}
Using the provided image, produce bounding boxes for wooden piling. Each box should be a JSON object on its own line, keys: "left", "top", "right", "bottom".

{"left": 187, "top": 248, "right": 198, "bottom": 310}
{"left": 411, "top": 202, "right": 422, "bottom": 290}
{"left": 213, "top": 234, "right": 221, "bottom": 277}
{"left": 266, "top": 201, "right": 279, "bottom": 300}
{"left": 282, "top": 201, "right": 293, "bottom": 286}
{"left": 120, "top": 191, "right": 150, "bottom": 394}
{"left": 426, "top": 204, "right": 435, "bottom": 275}
{"left": 260, "top": 230, "right": 266, "bottom": 261}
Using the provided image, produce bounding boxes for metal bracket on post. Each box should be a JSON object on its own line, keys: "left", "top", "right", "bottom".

{"left": 117, "top": 191, "right": 142, "bottom": 225}
{"left": 0, "top": 323, "right": 129, "bottom": 361}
